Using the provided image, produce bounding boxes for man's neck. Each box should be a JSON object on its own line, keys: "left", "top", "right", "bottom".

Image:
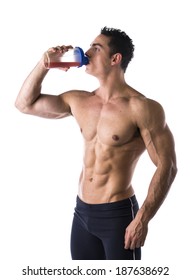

{"left": 96, "top": 73, "right": 127, "bottom": 103}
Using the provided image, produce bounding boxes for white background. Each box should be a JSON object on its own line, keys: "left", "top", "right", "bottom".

{"left": 0, "top": 0, "right": 189, "bottom": 278}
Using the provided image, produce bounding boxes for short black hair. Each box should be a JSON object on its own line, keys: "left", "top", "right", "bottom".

{"left": 101, "top": 26, "right": 135, "bottom": 72}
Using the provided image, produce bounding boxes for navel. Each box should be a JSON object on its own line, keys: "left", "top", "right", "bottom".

{"left": 112, "top": 134, "right": 120, "bottom": 141}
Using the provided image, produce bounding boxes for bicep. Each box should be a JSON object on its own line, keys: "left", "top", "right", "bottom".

{"left": 24, "top": 93, "right": 71, "bottom": 119}
{"left": 136, "top": 100, "right": 176, "bottom": 166}
{"left": 142, "top": 124, "right": 176, "bottom": 167}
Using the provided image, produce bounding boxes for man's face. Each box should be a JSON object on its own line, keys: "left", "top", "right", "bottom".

{"left": 85, "top": 34, "right": 113, "bottom": 77}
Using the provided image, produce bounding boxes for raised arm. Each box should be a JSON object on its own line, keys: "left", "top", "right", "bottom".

{"left": 125, "top": 98, "right": 177, "bottom": 250}
{"left": 15, "top": 46, "right": 72, "bottom": 119}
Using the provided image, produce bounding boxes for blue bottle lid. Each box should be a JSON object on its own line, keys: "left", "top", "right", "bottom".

{"left": 74, "top": 47, "right": 89, "bottom": 67}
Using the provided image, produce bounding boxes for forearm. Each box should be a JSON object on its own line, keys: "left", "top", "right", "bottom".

{"left": 136, "top": 163, "right": 177, "bottom": 223}
{"left": 15, "top": 56, "right": 49, "bottom": 112}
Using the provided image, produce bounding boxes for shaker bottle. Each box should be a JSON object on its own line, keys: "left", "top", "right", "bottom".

{"left": 44, "top": 47, "right": 89, "bottom": 69}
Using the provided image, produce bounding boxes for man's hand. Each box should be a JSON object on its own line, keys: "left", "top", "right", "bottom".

{"left": 43, "top": 45, "right": 73, "bottom": 71}
{"left": 124, "top": 217, "right": 148, "bottom": 250}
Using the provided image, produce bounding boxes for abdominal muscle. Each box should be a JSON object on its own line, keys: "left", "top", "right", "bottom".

{"left": 78, "top": 139, "right": 142, "bottom": 204}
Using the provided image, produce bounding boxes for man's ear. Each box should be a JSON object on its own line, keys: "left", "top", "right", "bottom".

{"left": 111, "top": 53, "right": 122, "bottom": 65}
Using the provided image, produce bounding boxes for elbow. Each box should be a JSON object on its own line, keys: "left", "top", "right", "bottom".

{"left": 159, "top": 159, "right": 178, "bottom": 185}
{"left": 167, "top": 160, "right": 178, "bottom": 185}
{"left": 172, "top": 162, "right": 178, "bottom": 180}
{"left": 15, "top": 99, "right": 23, "bottom": 112}
{"left": 15, "top": 99, "right": 21, "bottom": 111}
{"left": 15, "top": 99, "right": 29, "bottom": 114}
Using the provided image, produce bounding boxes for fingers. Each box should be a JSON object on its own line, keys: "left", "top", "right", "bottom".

{"left": 124, "top": 229, "right": 145, "bottom": 250}
{"left": 43, "top": 45, "right": 73, "bottom": 71}
{"left": 58, "top": 67, "right": 70, "bottom": 71}
{"left": 124, "top": 230, "right": 131, "bottom": 249}
{"left": 124, "top": 219, "right": 148, "bottom": 250}
{"left": 125, "top": 237, "right": 143, "bottom": 250}
{"left": 51, "top": 45, "right": 73, "bottom": 53}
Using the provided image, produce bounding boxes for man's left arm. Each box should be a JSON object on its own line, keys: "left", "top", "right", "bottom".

{"left": 125, "top": 99, "right": 177, "bottom": 250}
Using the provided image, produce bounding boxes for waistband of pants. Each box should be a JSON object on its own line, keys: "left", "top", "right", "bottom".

{"left": 76, "top": 195, "right": 138, "bottom": 211}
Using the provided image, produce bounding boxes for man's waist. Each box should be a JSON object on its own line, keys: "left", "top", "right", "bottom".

{"left": 78, "top": 183, "right": 134, "bottom": 204}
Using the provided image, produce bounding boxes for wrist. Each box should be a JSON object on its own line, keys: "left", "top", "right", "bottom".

{"left": 136, "top": 206, "right": 151, "bottom": 225}
{"left": 39, "top": 53, "right": 49, "bottom": 71}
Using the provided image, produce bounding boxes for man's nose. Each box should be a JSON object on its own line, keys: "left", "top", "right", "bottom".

{"left": 85, "top": 49, "right": 91, "bottom": 58}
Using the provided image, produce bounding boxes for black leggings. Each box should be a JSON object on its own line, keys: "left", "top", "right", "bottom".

{"left": 70, "top": 195, "right": 141, "bottom": 260}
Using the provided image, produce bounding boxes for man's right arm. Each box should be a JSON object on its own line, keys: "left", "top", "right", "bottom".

{"left": 15, "top": 54, "right": 71, "bottom": 119}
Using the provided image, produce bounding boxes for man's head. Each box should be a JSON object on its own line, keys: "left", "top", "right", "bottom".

{"left": 100, "top": 26, "right": 135, "bottom": 73}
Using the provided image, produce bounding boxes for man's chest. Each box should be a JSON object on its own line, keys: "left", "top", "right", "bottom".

{"left": 72, "top": 97, "right": 138, "bottom": 146}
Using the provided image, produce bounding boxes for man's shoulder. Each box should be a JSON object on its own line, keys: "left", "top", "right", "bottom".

{"left": 126, "top": 87, "right": 165, "bottom": 123}
{"left": 130, "top": 96, "right": 166, "bottom": 130}
{"left": 60, "top": 89, "right": 94, "bottom": 104}
{"left": 61, "top": 89, "right": 94, "bottom": 99}
{"left": 126, "top": 85, "right": 161, "bottom": 107}
{"left": 129, "top": 93, "right": 163, "bottom": 112}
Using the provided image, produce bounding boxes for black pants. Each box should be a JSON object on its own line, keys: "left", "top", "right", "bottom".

{"left": 70, "top": 195, "right": 141, "bottom": 260}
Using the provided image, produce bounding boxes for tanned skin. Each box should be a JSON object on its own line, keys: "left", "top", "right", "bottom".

{"left": 15, "top": 34, "right": 177, "bottom": 250}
